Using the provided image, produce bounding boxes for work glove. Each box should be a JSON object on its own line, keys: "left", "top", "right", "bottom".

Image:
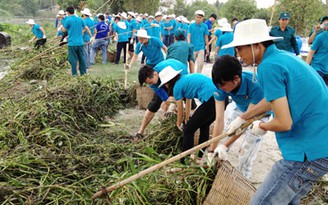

{"left": 177, "top": 124, "right": 184, "bottom": 132}
{"left": 206, "top": 152, "right": 215, "bottom": 167}
{"left": 57, "top": 25, "right": 62, "bottom": 32}
{"left": 227, "top": 117, "right": 246, "bottom": 134}
{"left": 90, "top": 37, "right": 95, "bottom": 43}
{"left": 297, "top": 55, "right": 302, "bottom": 59}
{"left": 42, "top": 35, "right": 46, "bottom": 39}
{"left": 124, "top": 64, "right": 131, "bottom": 70}
{"left": 29, "top": 39, "right": 34, "bottom": 43}
{"left": 214, "top": 144, "right": 228, "bottom": 161}
{"left": 164, "top": 103, "right": 176, "bottom": 117}
{"left": 129, "top": 38, "right": 134, "bottom": 44}
{"left": 251, "top": 120, "right": 267, "bottom": 135}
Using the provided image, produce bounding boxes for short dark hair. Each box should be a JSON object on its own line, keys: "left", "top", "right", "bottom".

{"left": 210, "top": 14, "right": 217, "bottom": 20}
{"left": 212, "top": 55, "right": 242, "bottom": 87}
{"left": 98, "top": 14, "right": 105, "bottom": 21}
{"left": 114, "top": 16, "right": 121, "bottom": 21}
{"left": 138, "top": 65, "right": 155, "bottom": 85}
{"left": 175, "top": 34, "right": 185, "bottom": 41}
{"left": 261, "top": 40, "right": 274, "bottom": 48}
{"left": 66, "top": 6, "right": 74, "bottom": 15}
{"left": 231, "top": 17, "right": 238, "bottom": 23}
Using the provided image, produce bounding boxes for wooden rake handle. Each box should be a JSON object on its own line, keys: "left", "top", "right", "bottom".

{"left": 92, "top": 113, "right": 267, "bottom": 200}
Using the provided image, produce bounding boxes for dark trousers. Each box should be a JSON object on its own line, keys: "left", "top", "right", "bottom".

{"left": 317, "top": 71, "right": 328, "bottom": 86}
{"left": 115, "top": 41, "right": 128, "bottom": 64}
{"left": 182, "top": 97, "right": 216, "bottom": 161}
{"left": 205, "top": 36, "right": 212, "bottom": 62}
{"left": 141, "top": 54, "right": 146, "bottom": 64}
{"left": 163, "top": 35, "right": 170, "bottom": 47}
{"left": 35, "top": 38, "right": 47, "bottom": 48}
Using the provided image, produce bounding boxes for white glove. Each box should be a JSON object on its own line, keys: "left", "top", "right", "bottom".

{"left": 214, "top": 144, "right": 228, "bottom": 161}
{"left": 29, "top": 39, "right": 33, "bottom": 43}
{"left": 251, "top": 120, "right": 267, "bottom": 135}
{"left": 297, "top": 55, "right": 302, "bottom": 59}
{"left": 206, "top": 152, "right": 215, "bottom": 167}
{"left": 90, "top": 37, "right": 95, "bottom": 43}
{"left": 124, "top": 64, "right": 131, "bottom": 70}
{"left": 129, "top": 38, "right": 134, "bottom": 44}
{"left": 57, "top": 25, "right": 62, "bottom": 32}
{"left": 42, "top": 35, "right": 46, "bottom": 39}
{"left": 227, "top": 117, "right": 246, "bottom": 134}
{"left": 177, "top": 124, "right": 184, "bottom": 132}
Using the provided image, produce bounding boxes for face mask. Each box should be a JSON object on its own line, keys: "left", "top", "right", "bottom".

{"left": 320, "top": 23, "right": 328, "bottom": 29}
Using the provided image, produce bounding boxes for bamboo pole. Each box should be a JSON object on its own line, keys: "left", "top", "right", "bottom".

{"left": 92, "top": 113, "right": 267, "bottom": 200}
{"left": 269, "top": 0, "right": 278, "bottom": 27}
{"left": 326, "top": 0, "right": 328, "bottom": 15}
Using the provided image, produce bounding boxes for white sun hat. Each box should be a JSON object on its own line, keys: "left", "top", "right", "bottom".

{"left": 81, "top": 8, "right": 92, "bottom": 16}
{"left": 155, "top": 11, "right": 162, "bottom": 18}
{"left": 136, "top": 29, "right": 150, "bottom": 39}
{"left": 120, "top": 12, "right": 128, "bottom": 19}
{"left": 195, "top": 10, "right": 205, "bottom": 16}
{"left": 58, "top": 10, "right": 65, "bottom": 15}
{"left": 136, "top": 17, "right": 142, "bottom": 22}
{"left": 127, "top": 11, "right": 135, "bottom": 18}
{"left": 218, "top": 18, "right": 227, "bottom": 27}
{"left": 222, "top": 19, "right": 283, "bottom": 49}
{"left": 26, "top": 19, "right": 35, "bottom": 24}
{"left": 158, "top": 66, "right": 182, "bottom": 87}
{"left": 220, "top": 23, "right": 233, "bottom": 32}
{"left": 148, "top": 15, "right": 154, "bottom": 20}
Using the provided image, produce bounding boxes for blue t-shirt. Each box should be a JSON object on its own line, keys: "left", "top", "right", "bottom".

{"left": 310, "top": 31, "right": 328, "bottom": 74}
{"left": 205, "top": 19, "right": 212, "bottom": 35}
{"left": 188, "top": 22, "right": 209, "bottom": 52}
{"left": 95, "top": 21, "right": 109, "bottom": 39}
{"left": 63, "top": 15, "right": 86, "bottom": 46}
{"left": 135, "top": 37, "right": 164, "bottom": 66}
{"left": 214, "top": 72, "right": 264, "bottom": 112}
{"left": 216, "top": 32, "right": 235, "bottom": 57}
{"left": 83, "top": 17, "right": 94, "bottom": 42}
{"left": 163, "top": 21, "right": 172, "bottom": 35}
{"left": 173, "top": 74, "right": 217, "bottom": 103}
{"left": 170, "top": 19, "right": 177, "bottom": 33}
{"left": 214, "top": 29, "right": 222, "bottom": 39}
{"left": 258, "top": 44, "right": 328, "bottom": 162}
{"left": 113, "top": 21, "right": 128, "bottom": 42}
{"left": 149, "top": 20, "right": 161, "bottom": 38}
{"left": 128, "top": 19, "right": 137, "bottom": 38}
{"left": 32, "top": 24, "right": 43, "bottom": 39}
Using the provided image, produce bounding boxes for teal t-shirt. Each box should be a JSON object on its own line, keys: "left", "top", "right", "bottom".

{"left": 166, "top": 40, "right": 195, "bottom": 66}
{"left": 135, "top": 37, "right": 164, "bottom": 66}
{"left": 214, "top": 72, "right": 264, "bottom": 112}
{"left": 128, "top": 19, "right": 137, "bottom": 38}
{"left": 32, "top": 24, "right": 43, "bottom": 39}
{"left": 173, "top": 74, "right": 216, "bottom": 103}
{"left": 216, "top": 32, "right": 235, "bottom": 57}
{"left": 258, "top": 44, "right": 328, "bottom": 162}
{"left": 63, "top": 15, "right": 86, "bottom": 46}
{"left": 188, "top": 22, "right": 209, "bottom": 52}
{"left": 83, "top": 17, "right": 94, "bottom": 42}
{"left": 113, "top": 21, "right": 129, "bottom": 42}
{"left": 310, "top": 31, "right": 328, "bottom": 74}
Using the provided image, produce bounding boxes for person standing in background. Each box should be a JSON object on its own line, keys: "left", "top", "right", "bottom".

{"left": 204, "top": 13, "right": 217, "bottom": 63}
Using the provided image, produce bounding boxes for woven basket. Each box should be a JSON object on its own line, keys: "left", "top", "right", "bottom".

{"left": 203, "top": 160, "right": 256, "bottom": 205}
{"left": 136, "top": 86, "right": 154, "bottom": 109}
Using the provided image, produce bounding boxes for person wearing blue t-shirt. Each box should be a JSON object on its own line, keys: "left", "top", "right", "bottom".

{"left": 308, "top": 16, "right": 328, "bottom": 44}
{"left": 158, "top": 67, "right": 219, "bottom": 165}
{"left": 222, "top": 19, "right": 328, "bottom": 205}
{"left": 26, "top": 19, "right": 46, "bottom": 48}
{"left": 169, "top": 15, "right": 177, "bottom": 46}
{"left": 210, "top": 55, "right": 271, "bottom": 179}
{"left": 126, "top": 29, "right": 167, "bottom": 68}
{"left": 134, "top": 59, "right": 189, "bottom": 140}
{"left": 306, "top": 28, "right": 328, "bottom": 85}
{"left": 81, "top": 8, "right": 95, "bottom": 69}
{"left": 188, "top": 10, "right": 209, "bottom": 73}
{"left": 113, "top": 16, "right": 129, "bottom": 64}
{"left": 163, "top": 16, "right": 173, "bottom": 47}
{"left": 204, "top": 13, "right": 217, "bottom": 63}
{"left": 215, "top": 23, "right": 235, "bottom": 60}
{"left": 127, "top": 12, "right": 137, "bottom": 59}
{"left": 62, "top": 6, "right": 92, "bottom": 76}
{"left": 90, "top": 14, "right": 109, "bottom": 65}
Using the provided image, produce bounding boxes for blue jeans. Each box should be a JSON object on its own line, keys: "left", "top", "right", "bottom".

{"left": 90, "top": 39, "right": 107, "bottom": 65}
{"left": 163, "top": 35, "right": 170, "bottom": 47}
{"left": 83, "top": 43, "right": 90, "bottom": 69}
{"left": 250, "top": 157, "right": 328, "bottom": 205}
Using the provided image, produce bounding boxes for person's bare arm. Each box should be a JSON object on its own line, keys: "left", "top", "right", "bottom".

{"left": 162, "top": 45, "right": 167, "bottom": 54}
{"left": 240, "top": 98, "right": 271, "bottom": 120}
{"left": 84, "top": 26, "right": 92, "bottom": 38}
{"left": 205, "top": 35, "right": 209, "bottom": 56}
{"left": 308, "top": 25, "right": 320, "bottom": 44}
{"left": 184, "top": 99, "right": 191, "bottom": 124}
{"left": 187, "top": 33, "right": 191, "bottom": 43}
{"left": 260, "top": 96, "right": 292, "bottom": 132}
{"left": 127, "top": 54, "right": 138, "bottom": 67}
{"left": 208, "top": 36, "right": 217, "bottom": 46}
{"left": 188, "top": 60, "right": 195, "bottom": 73}
{"left": 209, "top": 100, "right": 225, "bottom": 151}
{"left": 306, "top": 49, "right": 315, "bottom": 65}
{"left": 176, "top": 99, "right": 184, "bottom": 128}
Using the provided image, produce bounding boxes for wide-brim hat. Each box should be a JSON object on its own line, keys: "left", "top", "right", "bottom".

{"left": 155, "top": 12, "right": 162, "bottom": 18}
{"left": 158, "top": 66, "right": 182, "bottom": 87}
{"left": 58, "top": 10, "right": 65, "bottom": 15}
{"left": 195, "top": 10, "right": 205, "bottom": 17}
{"left": 218, "top": 18, "right": 228, "bottom": 27}
{"left": 222, "top": 19, "right": 283, "bottom": 49}
{"left": 120, "top": 12, "right": 128, "bottom": 19}
{"left": 136, "top": 29, "right": 150, "bottom": 39}
{"left": 26, "top": 19, "right": 35, "bottom": 24}
{"left": 220, "top": 23, "right": 233, "bottom": 32}
{"left": 81, "top": 8, "right": 92, "bottom": 16}
{"left": 127, "top": 11, "right": 135, "bottom": 18}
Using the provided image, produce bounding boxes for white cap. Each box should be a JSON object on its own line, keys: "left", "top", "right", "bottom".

{"left": 195, "top": 10, "right": 205, "bottom": 16}
{"left": 136, "top": 29, "right": 150, "bottom": 39}
{"left": 144, "top": 13, "right": 149, "bottom": 17}
{"left": 222, "top": 19, "right": 283, "bottom": 49}
{"left": 81, "top": 8, "right": 92, "bottom": 17}
{"left": 158, "top": 66, "right": 182, "bottom": 87}
{"left": 218, "top": 18, "right": 228, "bottom": 27}
{"left": 120, "top": 12, "right": 127, "bottom": 19}
{"left": 171, "top": 14, "right": 176, "bottom": 18}
{"left": 148, "top": 15, "right": 154, "bottom": 20}
{"left": 136, "top": 17, "right": 142, "bottom": 22}
{"left": 155, "top": 11, "right": 162, "bottom": 18}
{"left": 26, "top": 19, "right": 35, "bottom": 24}
{"left": 58, "top": 10, "right": 65, "bottom": 15}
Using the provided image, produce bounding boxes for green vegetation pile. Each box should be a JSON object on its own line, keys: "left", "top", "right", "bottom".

{"left": 0, "top": 40, "right": 215, "bottom": 204}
